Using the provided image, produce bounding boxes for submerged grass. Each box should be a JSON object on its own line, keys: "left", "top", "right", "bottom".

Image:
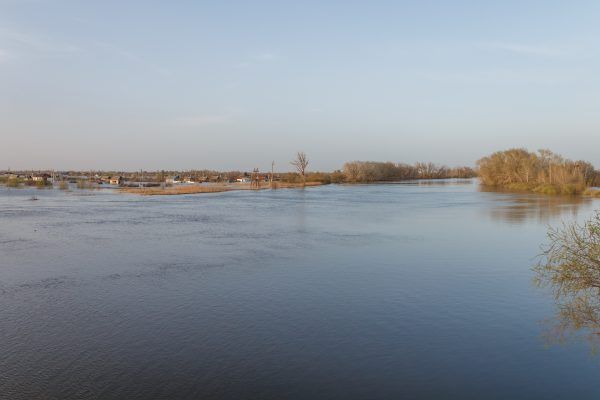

{"left": 583, "top": 188, "right": 600, "bottom": 198}
{"left": 57, "top": 181, "right": 69, "bottom": 190}
{"left": 533, "top": 183, "right": 587, "bottom": 196}
{"left": 502, "top": 182, "right": 588, "bottom": 196}
{"left": 6, "top": 178, "right": 20, "bottom": 188}
{"left": 120, "top": 186, "right": 232, "bottom": 195}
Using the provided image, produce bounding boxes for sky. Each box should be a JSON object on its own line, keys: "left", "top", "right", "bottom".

{"left": 1, "top": 0, "right": 599, "bottom": 171}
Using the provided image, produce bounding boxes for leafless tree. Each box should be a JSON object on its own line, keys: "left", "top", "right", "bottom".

{"left": 534, "top": 211, "right": 600, "bottom": 349}
{"left": 291, "top": 152, "right": 309, "bottom": 185}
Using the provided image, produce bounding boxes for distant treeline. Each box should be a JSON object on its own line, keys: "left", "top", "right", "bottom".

{"left": 341, "top": 161, "right": 476, "bottom": 183}
{"left": 477, "top": 148, "right": 597, "bottom": 195}
{"left": 275, "top": 162, "right": 475, "bottom": 184}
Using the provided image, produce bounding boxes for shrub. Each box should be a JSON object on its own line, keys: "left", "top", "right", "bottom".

{"left": 76, "top": 180, "right": 95, "bottom": 189}
{"left": 6, "top": 178, "right": 19, "bottom": 187}
{"left": 330, "top": 170, "right": 346, "bottom": 184}
{"left": 534, "top": 212, "right": 600, "bottom": 347}
{"left": 306, "top": 172, "right": 331, "bottom": 184}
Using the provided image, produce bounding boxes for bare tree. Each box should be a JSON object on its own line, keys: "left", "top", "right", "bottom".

{"left": 291, "top": 152, "right": 309, "bottom": 186}
{"left": 534, "top": 211, "right": 600, "bottom": 349}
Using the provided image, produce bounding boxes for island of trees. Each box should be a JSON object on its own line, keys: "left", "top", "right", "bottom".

{"left": 477, "top": 148, "right": 599, "bottom": 195}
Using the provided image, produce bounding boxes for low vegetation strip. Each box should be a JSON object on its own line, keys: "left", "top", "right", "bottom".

{"left": 584, "top": 188, "right": 600, "bottom": 198}
{"left": 120, "top": 186, "right": 232, "bottom": 195}
{"left": 119, "top": 181, "right": 324, "bottom": 195}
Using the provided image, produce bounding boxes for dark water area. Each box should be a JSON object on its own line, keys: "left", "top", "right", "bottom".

{"left": 1, "top": 180, "right": 599, "bottom": 399}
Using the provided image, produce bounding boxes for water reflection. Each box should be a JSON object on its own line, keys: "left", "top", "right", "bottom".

{"left": 380, "top": 178, "right": 474, "bottom": 186}
{"left": 534, "top": 212, "right": 600, "bottom": 350}
{"left": 481, "top": 186, "right": 594, "bottom": 224}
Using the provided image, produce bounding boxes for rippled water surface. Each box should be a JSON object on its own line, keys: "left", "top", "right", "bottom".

{"left": 1, "top": 181, "right": 599, "bottom": 399}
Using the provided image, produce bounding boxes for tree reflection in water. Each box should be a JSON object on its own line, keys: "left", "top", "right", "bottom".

{"left": 534, "top": 211, "right": 600, "bottom": 349}
{"left": 480, "top": 186, "right": 593, "bottom": 224}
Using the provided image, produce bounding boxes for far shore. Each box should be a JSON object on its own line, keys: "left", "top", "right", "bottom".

{"left": 2, "top": 178, "right": 599, "bottom": 198}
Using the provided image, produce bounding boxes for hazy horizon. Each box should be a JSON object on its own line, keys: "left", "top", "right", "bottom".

{"left": 2, "top": 1, "right": 599, "bottom": 171}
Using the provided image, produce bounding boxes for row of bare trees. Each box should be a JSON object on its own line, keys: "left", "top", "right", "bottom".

{"left": 477, "top": 149, "right": 596, "bottom": 188}
{"left": 342, "top": 161, "right": 476, "bottom": 183}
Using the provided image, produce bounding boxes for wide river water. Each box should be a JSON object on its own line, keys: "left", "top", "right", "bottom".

{"left": 1, "top": 180, "right": 599, "bottom": 399}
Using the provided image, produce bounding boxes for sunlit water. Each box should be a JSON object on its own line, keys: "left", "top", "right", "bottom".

{"left": 1, "top": 180, "right": 599, "bottom": 399}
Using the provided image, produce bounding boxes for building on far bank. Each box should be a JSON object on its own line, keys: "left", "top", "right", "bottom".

{"left": 109, "top": 176, "right": 123, "bottom": 185}
{"left": 166, "top": 176, "right": 181, "bottom": 185}
{"left": 31, "top": 173, "right": 51, "bottom": 183}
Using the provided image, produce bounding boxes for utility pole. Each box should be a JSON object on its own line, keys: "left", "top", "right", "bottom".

{"left": 251, "top": 168, "right": 260, "bottom": 189}
{"left": 270, "top": 160, "right": 275, "bottom": 188}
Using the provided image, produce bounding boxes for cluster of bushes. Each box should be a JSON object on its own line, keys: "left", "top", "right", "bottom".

{"left": 76, "top": 180, "right": 98, "bottom": 189}
{"left": 1, "top": 178, "right": 55, "bottom": 188}
{"left": 6, "top": 178, "right": 20, "bottom": 187}
{"left": 20, "top": 179, "right": 51, "bottom": 188}
{"left": 477, "top": 149, "right": 596, "bottom": 194}
{"left": 57, "top": 181, "right": 69, "bottom": 190}
{"left": 0, "top": 176, "right": 25, "bottom": 187}
{"left": 593, "top": 171, "right": 600, "bottom": 187}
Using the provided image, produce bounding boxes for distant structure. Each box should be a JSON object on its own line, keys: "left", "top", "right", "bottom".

{"left": 166, "top": 175, "right": 181, "bottom": 185}
{"left": 251, "top": 168, "right": 260, "bottom": 189}
{"left": 109, "top": 176, "right": 123, "bottom": 185}
{"left": 31, "top": 173, "right": 51, "bottom": 183}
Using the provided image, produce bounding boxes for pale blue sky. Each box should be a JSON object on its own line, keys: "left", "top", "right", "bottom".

{"left": 1, "top": 0, "right": 599, "bottom": 171}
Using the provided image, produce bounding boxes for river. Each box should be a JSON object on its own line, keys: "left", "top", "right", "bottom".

{"left": 1, "top": 180, "right": 599, "bottom": 399}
